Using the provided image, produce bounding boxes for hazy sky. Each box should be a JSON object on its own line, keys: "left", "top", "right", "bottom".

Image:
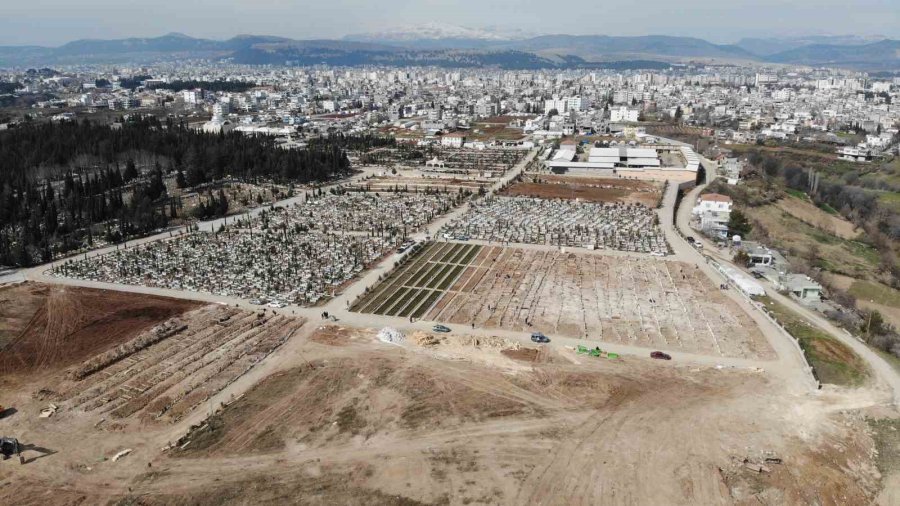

{"left": 1, "top": 0, "right": 898, "bottom": 46}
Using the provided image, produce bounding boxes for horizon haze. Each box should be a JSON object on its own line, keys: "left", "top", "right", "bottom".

{"left": 1, "top": 0, "right": 898, "bottom": 46}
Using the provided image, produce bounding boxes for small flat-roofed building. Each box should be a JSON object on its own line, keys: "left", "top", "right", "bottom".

{"left": 779, "top": 274, "right": 823, "bottom": 301}
{"left": 740, "top": 241, "right": 784, "bottom": 267}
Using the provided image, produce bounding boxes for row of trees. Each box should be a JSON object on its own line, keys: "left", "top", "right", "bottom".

{"left": 0, "top": 117, "right": 354, "bottom": 267}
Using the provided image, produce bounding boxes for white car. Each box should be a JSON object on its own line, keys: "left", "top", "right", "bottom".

{"left": 267, "top": 301, "right": 287, "bottom": 308}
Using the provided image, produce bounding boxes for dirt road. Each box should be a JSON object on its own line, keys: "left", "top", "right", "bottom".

{"left": 678, "top": 173, "right": 900, "bottom": 408}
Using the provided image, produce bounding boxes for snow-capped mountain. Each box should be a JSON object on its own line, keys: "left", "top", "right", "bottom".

{"left": 345, "top": 22, "right": 532, "bottom": 44}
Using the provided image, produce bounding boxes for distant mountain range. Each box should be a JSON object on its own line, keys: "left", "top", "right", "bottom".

{"left": 734, "top": 35, "right": 888, "bottom": 57}
{"left": 0, "top": 29, "right": 897, "bottom": 70}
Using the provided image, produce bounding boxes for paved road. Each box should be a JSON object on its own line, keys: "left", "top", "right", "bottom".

{"left": 678, "top": 173, "right": 900, "bottom": 406}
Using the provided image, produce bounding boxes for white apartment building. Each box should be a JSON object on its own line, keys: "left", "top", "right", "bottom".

{"left": 182, "top": 89, "right": 204, "bottom": 106}
{"left": 544, "top": 96, "right": 567, "bottom": 114}
{"left": 692, "top": 193, "right": 733, "bottom": 239}
{"left": 609, "top": 106, "right": 639, "bottom": 122}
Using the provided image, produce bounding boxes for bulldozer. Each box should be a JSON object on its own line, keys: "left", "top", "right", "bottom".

{"left": 1, "top": 437, "right": 24, "bottom": 465}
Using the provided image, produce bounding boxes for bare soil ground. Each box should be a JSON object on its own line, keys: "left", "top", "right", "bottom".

{"left": 0, "top": 321, "right": 893, "bottom": 505}
{"left": 826, "top": 273, "right": 900, "bottom": 330}
{"left": 1, "top": 325, "right": 884, "bottom": 505}
{"left": 0, "top": 282, "right": 203, "bottom": 383}
{"left": 773, "top": 195, "right": 859, "bottom": 240}
{"left": 353, "top": 175, "right": 492, "bottom": 193}
{"left": 500, "top": 175, "right": 662, "bottom": 207}
{"left": 428, "top": 247, "right": 772, "bottom": 359}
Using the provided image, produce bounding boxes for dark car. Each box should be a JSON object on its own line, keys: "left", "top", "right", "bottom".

{"left": 432, "top": 324, "right": 451, "bottom": 333}
{"left": 686, "top": 236, "right": 695, "bottom": 243}
{"left": 650, "top": 351, "right": 672, "bottom": 360}
{"left": 750, "top": 271, "right": 764, "bottom": 279}
{"left": 531, "top": 332, "right": 550, "bottom": 343}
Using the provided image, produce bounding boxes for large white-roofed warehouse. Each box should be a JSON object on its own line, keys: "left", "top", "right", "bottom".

{"left": 544, "top": 144, "right": 700, "bottom": 182}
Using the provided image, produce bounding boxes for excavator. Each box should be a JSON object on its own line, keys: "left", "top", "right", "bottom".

{"left": 0, "top": 437, "right": 24, "bottom": 465}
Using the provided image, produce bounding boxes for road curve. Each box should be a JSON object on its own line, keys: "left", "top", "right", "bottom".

{"left": 678, "top": 170, "right": 900, "bottom": 407}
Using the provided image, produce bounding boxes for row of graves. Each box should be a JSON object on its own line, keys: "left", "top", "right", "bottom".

{"left": 264, "top": 190, "right": 466, "bottom": 237}
{"left": 52, "top": 191, "right": 466, "bottom": 305}
{"left": 422, "top": 148, "right": 527, "bottom": 178}
{"left": 439, "top": 196, "right": 669, "bottom": 255}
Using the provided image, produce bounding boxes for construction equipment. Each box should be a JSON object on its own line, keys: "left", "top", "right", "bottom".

{"left": 0, "top": 437, "right": 24, "bottom": 465}
{"left": 575, "top": 345, "right": 619, "bottom": 359}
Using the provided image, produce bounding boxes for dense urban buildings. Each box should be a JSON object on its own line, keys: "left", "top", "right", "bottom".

{"left": 2, "top": 26, "right": 900, "bottom": 506}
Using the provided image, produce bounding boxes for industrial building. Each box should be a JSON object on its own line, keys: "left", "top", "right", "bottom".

{"left": 544, "top": 144, "right": 701, "bottom": 180}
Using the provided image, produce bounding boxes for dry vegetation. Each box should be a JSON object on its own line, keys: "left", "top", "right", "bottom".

{"left": 500, "top": 174, "right": 662, "bottom": 207}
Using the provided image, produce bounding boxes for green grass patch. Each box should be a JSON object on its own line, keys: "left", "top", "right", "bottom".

{"left": 784, "top": 188, "right": 809, "bottom": 200}
{"left": 410, "top": 290, "right": 443, "bottom": 319}
{"left": 809, "top": 227, "right": 840, "bottom": 245}
{"left": 414, "top": 263, "right": 444, "bottom": 288}
{"left": 449, "top": 244, "right": 472, "bottom": 264}
{"left": 437, "top": 264, "right": 465, "bottom": 291}
{"left": 756, "top": 296, "right": 870, "bottom": 386}
{"left": 427, "top": 263, "right": 456, "bottom": 289}
{"left": 878, "top": 191, "right": 900, "bottom": 214}
{"left": 386, "top": 288, "right": 422, "bottom": 317}
{"left": 406, "top": 260, "right": 440, "bottom": 288}
{"left": 849, "top": 280, "right": 900, "bottom": 308}
{"left": 846, "top": 240, "right": 881, "bottom": 267}
{"left": 816, "top": 201, "right": 839, "bottom": 215}
{"left": 461, "top": 244, "right": 482, "bottom": 264}
{"left": 439, "top": 243, "right": 463, "bottom": 263}
{"left": 373, "top": 287, "right": 409, "bottom": 315}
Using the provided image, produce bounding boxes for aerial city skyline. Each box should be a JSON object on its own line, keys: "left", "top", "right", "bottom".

{"left": 1, "top": 1, "right": 899, "bottom": 504}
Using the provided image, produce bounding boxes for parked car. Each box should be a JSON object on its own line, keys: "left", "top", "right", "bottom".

{"left": 267, "top": 301, "right": 287, "bottom": 308}
{"left": 750, "top": 271, "right": 764, "bottom": 279}
{"left": 686, "top": 236, "right": 695, "bottom": 243}
{"left": 650, "top": 351, "right": 672, "bottom": 360}
{"left": 432, "top": 324, "right": 451, "bottom": 333}
{"left": 531, "top": 332, "right": 550, "bottom": 343}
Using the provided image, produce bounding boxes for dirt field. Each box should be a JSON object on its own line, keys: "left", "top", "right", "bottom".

{"left": 355, "top": 243, "right": 770, "bottom": 359}
{"left": 0, "top": 286, "right": 305, "bottom": 427}
{"left": 500, "top": 175, "right": 662, "bottom": 207}
{"left": 435, "top": 247, "right": 771, "bottom": 358}
{"left": 773, "top": 195, "right": 859, "bottom": 240}
{"left": 348, "top": 174, "right": 491, "bottom": 193}
{"left": 1, "top": 324, "right": 884, "bottom": 505}
{"left": 0, "top": 282, "right": 203, "bottom": 383}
